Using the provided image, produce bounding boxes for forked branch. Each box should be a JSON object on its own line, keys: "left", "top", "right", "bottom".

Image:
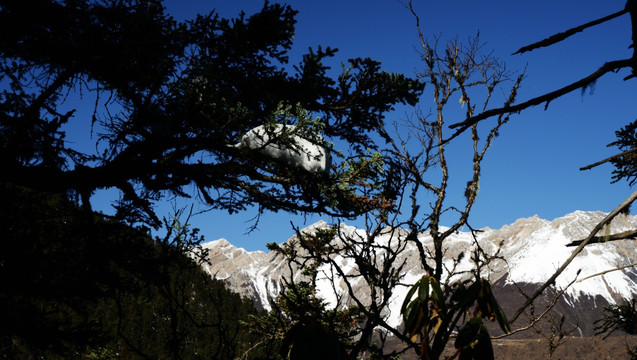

{"left": 446, "top": 59, "right": 633, "bottom": 143}
{"left": 446, "top": 0, "right": 637, "bottom": 141}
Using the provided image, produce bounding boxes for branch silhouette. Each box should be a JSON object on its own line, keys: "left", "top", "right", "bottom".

{"left": 512, "top": 8, "right": 629, "bottom": 55}
{"left": 580, "top": 148, "right": 637, "bottom": 171}
{"left": 566, "top": 229, "right": 637, "bottom": 247}
{"left": 445, "top": 59, "right": 634, "bottom": 144}
{"left": 445, "top": 0, "right": 637, "bottom": 143}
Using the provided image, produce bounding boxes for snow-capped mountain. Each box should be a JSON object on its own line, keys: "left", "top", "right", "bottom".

{"left": 201, "top": 211, "right": 637, "bottom": 336}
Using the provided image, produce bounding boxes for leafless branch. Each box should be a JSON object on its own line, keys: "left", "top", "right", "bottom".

{"left": 566, "top": 229, "right": 637, "bottom": 246}
{"left": 493, "top": 275, "right": 578, "bottom": 339}
{"left": 446, "top": 59, "right": 634, "bottom": 143}
{"left": 446, "top": 0, "right": 637, "bottom": 141}
{"left": 580, "top": 148, "right": 637, "bottom": 171}
{"left": 513, "top": 8, "right": 629, "bottom": 55}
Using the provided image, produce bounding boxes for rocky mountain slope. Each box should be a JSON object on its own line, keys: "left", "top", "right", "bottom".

{"left": 201, "top": 211, "right": 637, "bottom": 336}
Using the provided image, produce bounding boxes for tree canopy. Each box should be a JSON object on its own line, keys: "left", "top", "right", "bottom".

{"left": 0, "top": 0, "right": 423, "bottom": 226}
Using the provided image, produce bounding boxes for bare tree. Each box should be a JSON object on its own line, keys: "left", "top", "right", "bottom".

{"left": 424, "top": 1, "right": 637, "bottom": 357}
{"left": 255, "top": 25, "right": 525, "bottom": 358}
{"left": 392, "top": 5, "right": 523, "bottom": 356}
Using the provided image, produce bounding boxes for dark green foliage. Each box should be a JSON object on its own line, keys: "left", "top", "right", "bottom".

{"left": 253, "top": 228, "right": 373, "bottom": 359}
{"left": 259, "top": 226, "right": 408, "bottom": 360}
{"left": 595, "top": 299, "right": 637, "bottom": 337}
{"left": 0, "top": 0, "right": 424, "bottom": 357}
{"left": 276, "top": 283, "right": 348, "bottom": 360}
{"left": 595, "top": 300, "right": 637, "bottom": 359}
{"left": 244, "top": 282, "right": 360, "bottom": 360}
{"left": 0, "top": 0, "right": 423, "bottom": 225}
{"left": 0, "top": 183, "right": 153, "bottom": 357}
{"left": 0, "top": 183, "right": 258, "bottom": 359}
{"left": 105, "top": 248, "right": 257, "bottom": 359}
{"left": 608, "top": 119, "right": 637, "bottom": 186}
{"left": 0, "top": 0, "right": 423, "bottom": 357}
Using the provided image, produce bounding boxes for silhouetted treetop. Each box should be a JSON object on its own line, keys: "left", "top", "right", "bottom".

{"left": 0, "top": 0, "right": 424, "bottom": 226}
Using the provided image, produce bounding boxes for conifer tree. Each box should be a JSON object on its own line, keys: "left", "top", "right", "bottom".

{"left": 0, "top": 0, "right": 422, "bottom": 357}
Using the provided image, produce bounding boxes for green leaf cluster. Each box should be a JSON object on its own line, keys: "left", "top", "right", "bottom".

{"left": 608, "top": 120, "right": 637, "bottom": 186}
{"left": 401, "top": 276, "right": 510, "bottom": 359}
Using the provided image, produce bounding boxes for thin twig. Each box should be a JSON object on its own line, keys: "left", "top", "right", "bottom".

{"left": 577, "top": 261, "right": 637, "bottom": 282}
{"left": 493, "top": 275, "right": 578, "bottom": 339}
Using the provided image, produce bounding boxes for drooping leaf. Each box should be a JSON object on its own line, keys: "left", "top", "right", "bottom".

{"left": 430, "top": 277, "right": 445, "bottom": 312}
{"left": 401, "top": 276, "right": 423, "bottom": 315}
{"left": 477, "top": 279, "right": 495, "bottom": 321}
{"left": 450, "top": 283, "right": 467, "bottom": 303}
{"left": 455, "top": 315, "right": 483, "bottom": 349}
{"left": 456, "top": 319, "right": 495, "bottom": 360}
{"left": 403, "top": 298, "right": 421, "bottom": 336}
{"left": 418, "top": 275, "right": 430, "bottom": 302}
{"left": 452, "top": 280, "right": 481, "bottom": 311}
{"left": 410, "top": 332, "right": 419, "bottom": 343}
{"left": 431, "top": 312, "right": 444, "bottom": 334}
{"left": 474, "top": 279, "right": 511, "bottom": 333}
{"left": 408, "top": 306, "right": 426, "bottom": 343}
{"left": 474, "top": 324, "right": 495, "bottom": 360}
{"left": 485, "top": 281, "right": 511, "bottom": 333}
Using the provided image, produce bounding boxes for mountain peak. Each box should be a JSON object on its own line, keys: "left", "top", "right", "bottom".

{"left": 206, "top": 238, "right": 232, "bottom": 248}
{"left": 299, "top": 220, "right": 330, "bottom": 233}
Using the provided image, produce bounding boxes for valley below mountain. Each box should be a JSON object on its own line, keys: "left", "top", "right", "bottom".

{"left": 386, "top": 335, "right": 637, "bottom": 360}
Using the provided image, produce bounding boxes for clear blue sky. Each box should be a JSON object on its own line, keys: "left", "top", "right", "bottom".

{"left": 136, "top": 0, "right": 636, "bottom": 251}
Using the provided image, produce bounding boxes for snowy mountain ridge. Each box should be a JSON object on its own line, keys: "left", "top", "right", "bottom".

{"left": 489, "top": 211, "right": 637, "bottom": 303}
{"left": 201, "top": 211, "right": 637, "bottom": 330}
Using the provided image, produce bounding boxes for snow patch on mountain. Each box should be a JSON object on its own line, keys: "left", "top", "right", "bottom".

{"left": 491, "top": 211, "right": 637, "bottom": 304}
